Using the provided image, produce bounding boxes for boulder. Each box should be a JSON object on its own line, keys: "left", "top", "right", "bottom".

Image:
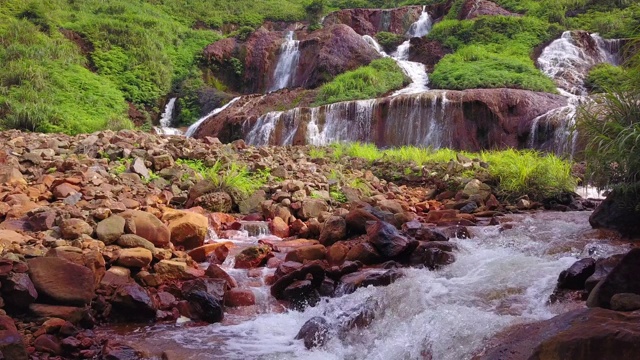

{"left": 408, "top": 242, "right": 457, "bottom": 269}
{"left": 116, "top": 248, "right": 153, "bottom": 268}
{"left": 0, "top": 166, "right": 26, "bottom": 186}
{"left": 163, "top": 210, "right": 209, "bottom": 250}
{"left": 557, "top": 258, "right": 596, "bottom": 290}
{"left": 611, "top": 293, "right": 640, "bottom": 311}
{"left": 28, "top": 304, "right": 87, "bottom": 323}
{"left": 181, "top": 278, "right": 225, "bottom": 323}
{"left": 269, "top": 216, "right": 290, "bottom": 238}
{"left": 154, "top": 260, "right": 200, "bottom": 281}
{"left": 586, "top": 254, "right": 624, "bottom": 292}
{"left": 195, "top": 192, "right": 233, "bottom": 213}
{"left": 587, "top": 248, "right": 640, "bottom": 309}
{"left": 27, "top": 257, "right": 94, "bottom": 306}
{"left": 462, "top": 179, "right": 492, "bottom": 201}
{"left": 338, "top": 268, "right": 403, "bottom": 295}
{"left": 271, "top": 263, "right": 325, "bottom": 301}
{"left": 34, "top": 334, "right": 62, "bottom": 355}
{"left": 204, "top": 264, "right": 238, "bottom": 289}
{"left": 295, "top": 316, "right": 330, "bottom": 349}
{"left": 60, "top": 218, "right": 93, "bottom": 240}
{"left": 1, "top": 272, "right": 37, "bottom": 309}
{"left": 366, "top": 221, "right": 414, "bottom": 258}
{"left": 284, "top": 244, "right": 327, "bottom": 263}
{"left": 345, "top": 242, "right": 383, "bottom": 265}
{"left": 234, "top": 245, "right": 273, "bottom": 269}
{"left": 96, "top": 215, "right": 126, "bottom": 245}
{"left": 121, "top": 210, "right": 171, "bottom": 247}
{"left": 477, "top": 308, "right": 640, "bottom": 360}
{"left": 589, "top": 189, "right": 640, "bottom": 236}
{"left": 188, "top": 242, "right": 232, "bottom": 263}
{"left": 346, "top": 207, "right": 380, "bottom": 235}
{"left": 319, "top": 216, "right": 347, "bottom": 246}
{"left": 0, "top": 315, "right": 28, "bottom": 360}
{"left": 224, "top": 288, "right": 256, "bottom": 307}
{"left": 117, "top": 234, "right": 156, "bottom": 252}
{"left": 110, "top": 283, "right": 157, "bottom": 320}
{"left": 298, "top": 199, "right": 329, "bottom": 220}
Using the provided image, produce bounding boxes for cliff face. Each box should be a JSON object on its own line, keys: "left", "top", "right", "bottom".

{"left": 193, "top": 88, "right": 568, "bottom": 152}
{"left": 203, "top": 25, "right": 381, "bottom": 94}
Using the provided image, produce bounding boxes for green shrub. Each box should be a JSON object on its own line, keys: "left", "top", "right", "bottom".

{"left": 375, "top": 31, "right": 404, "bottom": 52}
{"left": 313, "top": 58, "right": 408, "bottom": 106}
{"left": 586, "top": 64, "right": 629, "bottom": 93}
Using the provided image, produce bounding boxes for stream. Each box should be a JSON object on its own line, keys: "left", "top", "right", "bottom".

{"left": 100, "top": 211, "right": 627, "bottom": 360}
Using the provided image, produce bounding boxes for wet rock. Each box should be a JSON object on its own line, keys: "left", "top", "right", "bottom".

{"left": 60, "top": 218, "right": 93, "bottom": 240}
{"left": 111, "top": 283, "right": 157, "bottom": 320}
{"left": 408, "top": 242, "right": 457, "bottom": 269}
{"left": 204, "top": 264, "right": 238, "bottom": 289}
{"left": 154, "top": 260, "right": 200, "bottom": 281}
{"left": 589, "top": 189, "right": 640, "bottom": 236}
{"left": 116, "top": 248, "right": 153, "bottom": 268}
{"left": 121, "top": 210, "right": 171, "bottom": 247}
{"left": 366, "top": 221, "right": 414, "bottom": 259}
{"left": 587, "top": 248, "right": 640, "bottom": 309}
{"left": 188, "top": 242, "right": 232, "bottom": 263}
{"left": 96, "top": 215, "right": 126, "bottom": 245}
{"left": 181, "top": 278, "right": 225, "bottom": 323}
{"left": 319, "top": 216, "right": 347, "bottom": 246}
{"left": 295, "top": 316, "right": 329, "bottom": 349}
{"left": 477, "top": 308, "right": 640, "bottom": 360}
{"left": 269, "top": 216, "right": 290, "bottom": 238}
{"left": 225, "top": 288, "right": 256, "bottom": 307}
{"left": 34, "top": 334, "right": 62, "bottom": 355}
{"left": 401, "top": 220, "right": 448, "bottom": 242}
{"left": 102, "top": 340, "right": 142, "bottom": 360}
{"left": 234, "top": 245, "right": 273, "bottom": 269}
{"left": 557, "top": 258, "right": 596, "bottom": 290}
{"left": 271, "top": 263, "right": 325, "bottom": 301}
{"left": 1, "top": 272, "right": 38, "bottom": 309}
{"left": 345, "top": 242, "right": 382, "bottom": 265}
{"left": 27, "top": 257, "right": 94, "bottom": 306}
{"left": 346, "top": 207, "right": 380, "bottom": 235}
{"left": 610, "top": 293, "right": 640, "bottom": 311}
{"left": 284, "top": 244, "right": 327, "bottom": 263}
{"left": 0, "top": 315, "right": 28, "bottom": 360}
{"left": 338, "top": 268, "right": 403, "bottom": 295}
{"left": 585, "top": 254, "right": 624, "bottom": 292}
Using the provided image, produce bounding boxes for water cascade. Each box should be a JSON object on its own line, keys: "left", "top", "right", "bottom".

{"left": 245, "top": 92, "right": 452, "bottom": 148}
{"left": 269, "top": 31, "right": 301, "bottom": 92}
{"left": 531, "top": 31, "right": 621, "bottom": 155}
{"left": 103, "top": 212, "right": 627, "bottom": 360}
{"left": 154, "top": 98, "right": 182, "bottom": 135}
{"left": 185, "top": 97, "right": 241, "bottom": 138}
{"left": 362, "top": 7, "right": 432, "bottom": 96}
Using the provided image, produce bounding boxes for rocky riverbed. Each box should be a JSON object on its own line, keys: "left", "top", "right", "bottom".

{"left": 0, "top": 129, "right": 636, "bottom": 360}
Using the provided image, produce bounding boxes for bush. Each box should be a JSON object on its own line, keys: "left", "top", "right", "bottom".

{"left": 313, "top": 58, "right": 408, "bottom": 106}
{"left": 586, "top": 64, "right": 629, "bottom": 93}
{"left": 375, "top": 31, "right": 404, "bottom": 52}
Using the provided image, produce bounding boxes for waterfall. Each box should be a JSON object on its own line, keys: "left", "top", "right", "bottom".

{"left": 269, "top": 31, "right": 301, "bottom": 92}
{"left": 361, "top": 8, "right": 432, "bottom": 97}
{"left": 246, "top": 92, "right": 452, "bottom": 148}
{"left": 185, "top": 97, "right": 241, "bottom": 138}
{"left": 537, "top": 31, "right": 621, "bottom": 96}
{"left": 154, "top": 97, "right": 182, "bottom": 135}
{"left": 532, "top": 31, "right": 621, "bottom": 156}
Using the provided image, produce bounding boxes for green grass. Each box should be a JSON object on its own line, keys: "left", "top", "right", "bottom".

{"left": 176, "top": 159, "right": 265, "bottom": 201}
{"left": 308, "top": 147, "right": 327, "bottom": 159}
{"left": 586, "top": 64, "right": 630, "bottom": 93}
{"left": 427, "top": 16, "right": 559, "bottom": 92}
{"left": 328, "top": 143, "right": 577, "bottom": 199}
{"left": 313, "top": 58, "right": 408, "bottom": 106}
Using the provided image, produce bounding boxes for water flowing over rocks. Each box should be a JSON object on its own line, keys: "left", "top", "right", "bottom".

{"left": 195, "top": 88, "right": 567, "bottom": 151}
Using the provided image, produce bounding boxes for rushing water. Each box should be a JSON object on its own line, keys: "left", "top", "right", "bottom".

{"left": 530, "top": 31, "right": 621, "bottom": 156}
{"left": 101, "top": 212, "right": 627, "bottom": 360}
{"left": 154, "top": 98, "right": 182, "bottom": 136}
{"left": 185, "top": 97, "right": 242, "bottom": 138}
{"left": 270, "top": 31, "right": 301, "bottom": 92}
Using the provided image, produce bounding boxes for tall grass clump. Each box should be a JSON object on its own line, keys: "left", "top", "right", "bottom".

{"left": 176, "top": 159, "right": 265, "bottom": 201}
{"left": 313, "top": 58, "right": 408, "bottom": 106}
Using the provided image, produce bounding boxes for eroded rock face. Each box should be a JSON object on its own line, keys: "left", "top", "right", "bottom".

{"left": 589, "top": 190, "right": 640, "bottom": 236}
{"left": 322, "top": 6, "right": 422, "bottom": 36}
{"left": 458, "top": 0, "right": 518, "bottom": 20}
{"left": 194, "top": 89, "right": 568, "bottom": 152}
{"left": 477, "top": 308, "right": 640, "bottom": 360}
{"left": 587, "top": 248, "right": 640, "bottom": 309}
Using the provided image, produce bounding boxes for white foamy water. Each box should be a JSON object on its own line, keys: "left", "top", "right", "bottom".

{"left": 185, "top": 97, "right": 241, "bottom": 138}
{"left": 154, "top": 98, "right": 182, "bottom": 135}
{"left": 270, "top": 31, "right": 301, "bottom": 92}
{"left": 105, "top": 212, "right": 627, "bottom": 360}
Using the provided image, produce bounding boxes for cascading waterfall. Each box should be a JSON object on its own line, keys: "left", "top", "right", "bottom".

{"left": 245, "top": 92, "right": 452, "bottom": 148}
{"left": 392, "top": 6, "right": 432, "bottom": 95}
{"left": 185, "top": 97, "right": 241, "bottom": 138}
{"left": 269, "top": 31, "right": 301, "bottom": 92}
{"left": 154, "top": 97, "right": 182, "bottom": 135}
{"left": 532, "top": 31, "right": 621, "bottom": 156}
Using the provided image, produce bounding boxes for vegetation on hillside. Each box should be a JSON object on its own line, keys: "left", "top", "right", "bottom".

{"left": 313, "top": 58, "right": 408, "bottom": 106}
